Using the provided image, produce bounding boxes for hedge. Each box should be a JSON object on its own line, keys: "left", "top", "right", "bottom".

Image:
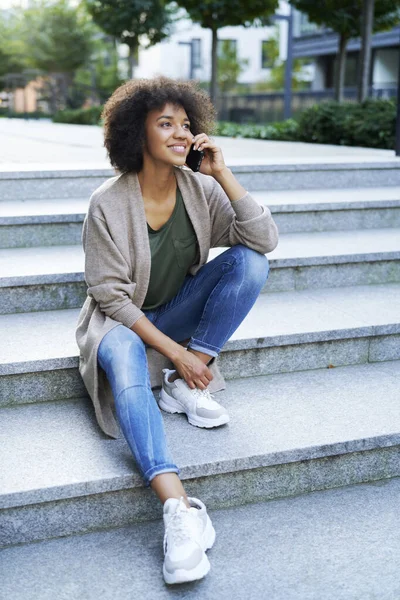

{"left": 296, "top": 99, "right": 396, "bottom": 149}
{"left": 49, "top": 98, "right": 396, "bottom": 150}
{"left": 52, "top": 106, "right": 103, "bottom": 125}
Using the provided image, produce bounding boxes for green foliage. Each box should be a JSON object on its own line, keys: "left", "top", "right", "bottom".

{"left": 84, "top": 0, "right": 174, "bottom": 52}
{"left": 52, "top": 105, "right": 103, "bottom": 125}
{"left": 289, "top": 0, "right": 400, "bottom": 38}
{"left": 176, "top": 0, "right": 279, "bottom": 30}
{"left": 0, "top": 108, "right": 47, "bottom": 118}
{"left": 52, "top": 98, "right": 396, "bottom": 151}
{"left": 74, "top": 38, "right": 124, "bottom": 104}
{"left": 217, "top": 40, "right": 249, "bottom": 92}
{"left": 296, "top": 99, "right": 396, "bottom": 149}
{"left": 22, "top": 0, "right": 93, "bottom": 74}
{"left": 0, "top": 11, "right": 29, "bottom": 85}
{"left": 214, "top": 119, "right": 300, "bottom": 140}
{"left": 256, "top": 28, "right": 310, "bottom": 92}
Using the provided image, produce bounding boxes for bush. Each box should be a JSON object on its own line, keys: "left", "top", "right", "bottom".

{"left": 343, "top": 99, "right": 396, "bottom": 150}
{"left": 52, "top": 105, "right": 103, "bottom": 125}
{"left": 0, "top": 109, "right": 49, "bottom": 119}
{"left": 296, "top": 99, "right": 396, "bottom": 149}
{"left": 50, "top": 98, "right": 396, "bottom": 150}
{"left": 214, "top": 119, "right": 299, "bottom": 141}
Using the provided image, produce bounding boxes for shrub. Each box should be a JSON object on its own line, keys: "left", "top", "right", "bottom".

{"left": 0, "top": 109, "right": 49, "bottom": 119}
{"left": 49, "top": 98, "right": 396, "bottom": 151}
{"left": 214, "top": 119, "right": 299, "bottom": 141}
{"left": 52, "top": 105, "right": 103, "bottom": 125}
{"left": 296, "top": 99, "right": 396, "bottom": 149}
{"left": 342, "top": 98, "right": 396, "bottom": 150}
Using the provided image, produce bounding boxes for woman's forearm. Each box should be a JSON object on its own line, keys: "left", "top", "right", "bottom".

{"left": 130, "top": 315, "right": 184, "bottom": 362}
{"left": 213, "top": 167, "right": 248, "bottom": 203}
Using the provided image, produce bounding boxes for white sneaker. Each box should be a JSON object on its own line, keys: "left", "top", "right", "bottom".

{"left": 163, "top": 496, "right": 216, "bottom": 585}
{"left": 159, "top": 368, "right": 230, "bottom": 428}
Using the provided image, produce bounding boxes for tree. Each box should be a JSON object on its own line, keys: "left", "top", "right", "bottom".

{"left": 358, "top": 0, "right": 374, "bottom": 103}
{"left": 22, "top": 0, "right": 93, "bottom": 76}
{"left": 290, "top": 0, "right": 400, "bottom": 102}
{"left": 74, "top": 35, "right": 125, "bottom": 106}
{"left": 0, "top": 11, "right": 30, "bottom": 89}
{"left": 217, "top": 40, "right": 249, "bottom": 93}
{"left": 175, "top": 0, "right": 279, "bottom": 103}
{"left": 256, "top": 27, "right": 309, "bottom": 92}
{"left": 84, "top": 0, "right": 175, "bottom": 78}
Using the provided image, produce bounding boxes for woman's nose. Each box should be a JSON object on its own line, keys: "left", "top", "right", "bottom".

{"left": 174, "top": 125, "right": 188, "bottom": 137}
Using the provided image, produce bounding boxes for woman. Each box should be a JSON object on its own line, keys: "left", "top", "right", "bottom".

{"left": 76, "top": 75, "right": 278, "bottom": 585}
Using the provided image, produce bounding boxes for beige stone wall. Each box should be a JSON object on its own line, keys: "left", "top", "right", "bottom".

{"left": 13, "top": 80, "right": 40, "bottom": 113}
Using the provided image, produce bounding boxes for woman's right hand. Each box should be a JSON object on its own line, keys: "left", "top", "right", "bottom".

{"left": 172, "top": 348, "right": 213, "bottom": 390}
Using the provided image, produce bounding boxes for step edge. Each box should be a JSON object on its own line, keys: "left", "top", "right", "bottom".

{"left": 2, "top": 434, "right": 399, "bottom": 510}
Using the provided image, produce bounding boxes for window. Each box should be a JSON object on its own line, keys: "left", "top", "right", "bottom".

{"left": 261, "top": 40, "right": 275, "bottom": 69}
{"left": 192, "top": 38, "right": 202, "bottom": 69}
{"left": 218, "top": 39, "right": 237, "bottom": 59}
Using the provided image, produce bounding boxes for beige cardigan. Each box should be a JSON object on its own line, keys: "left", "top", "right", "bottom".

{"left": 76, "top": 166, "right": 279, "bottom": 438}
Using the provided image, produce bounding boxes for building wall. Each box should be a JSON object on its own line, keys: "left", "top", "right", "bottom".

{"left": 13, "top": 80, "right": 38, "bottom": 113}
{"left": 133, "top": 1, "right": 290, "bottom": 84}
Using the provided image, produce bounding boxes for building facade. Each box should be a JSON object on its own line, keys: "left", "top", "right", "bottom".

{"left": 292, "top": 10, "right": 399, "bottom": 97}
{"left": 128, "top": 1, "right": 291, "bottom": 87}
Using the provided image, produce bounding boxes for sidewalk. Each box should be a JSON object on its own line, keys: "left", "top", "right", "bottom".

{"left": 0, "top": 118, "right": 398, "bottom": 170}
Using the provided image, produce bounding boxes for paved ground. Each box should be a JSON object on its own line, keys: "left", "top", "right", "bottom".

{"left": 0, "top": 118, "right": 398, "bottom": 169}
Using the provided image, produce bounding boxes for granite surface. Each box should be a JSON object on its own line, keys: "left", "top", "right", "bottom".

{"left": 0, "top": 368, "right": 87, "bottom": 408}
{"left": 2, "top": 444, "right": 400, "bottom": 547}
{"left": 2, "top": 360, "right": 400, "bottom": 509}
{"left": 274, "top": 207, "right": 400, "bottom": 233}
{"left": 2, "top": 162, "right": 400, "bottom": 201}
{"left": 2, "top": 477, "right": 400, "bottom": 599}
{"left": 1, "top": 228, "right": 399, "bottom": 282}
{"left": 1, "top": 284, "right": 400, "bottom": 374}
{"left": 252, "top": 185, "right": 400, "bottom": 209}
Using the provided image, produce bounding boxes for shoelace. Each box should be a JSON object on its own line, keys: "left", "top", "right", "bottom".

{"left": 190, "top": 387, "right": 215, "bottom": 408}
{"left": 163, "top": 499, "right": 201, "bottom": 555}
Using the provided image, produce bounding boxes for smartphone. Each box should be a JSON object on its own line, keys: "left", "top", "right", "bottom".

{"left": 185, "top": 144, "right": 204, "bottom": 172}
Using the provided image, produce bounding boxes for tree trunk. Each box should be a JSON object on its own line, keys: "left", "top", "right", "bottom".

{"left": 358, "top": 0, "right": 374, "bottom": 103}
{"left": 210, "top": 27, "right": 218, "bottom": 105}
{"left": 128, "top": 45, "right": 137, "bottom": 79}
{"left": 334, "top": 33, "right": 348, "bottom": 103}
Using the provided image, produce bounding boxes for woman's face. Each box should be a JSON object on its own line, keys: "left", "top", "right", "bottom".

{"left": 143, "top": 102, "right": 193, "bottom": 168}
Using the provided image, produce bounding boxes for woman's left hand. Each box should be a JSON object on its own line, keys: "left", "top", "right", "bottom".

{"left": 191, "top": 134, "right": 227, "bottom": 178}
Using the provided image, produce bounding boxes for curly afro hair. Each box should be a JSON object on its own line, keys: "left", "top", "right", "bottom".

{"left": 101, "top": 76, "right": 217, "bottom": 174}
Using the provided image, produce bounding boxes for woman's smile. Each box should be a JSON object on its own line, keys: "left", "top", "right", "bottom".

{"left": 168, "top": 144, "right": 187, "bottom": 154}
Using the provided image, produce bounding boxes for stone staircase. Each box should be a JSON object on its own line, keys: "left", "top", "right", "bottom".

{"left": 1, "top": 160, "right": 400, "bottom": 599}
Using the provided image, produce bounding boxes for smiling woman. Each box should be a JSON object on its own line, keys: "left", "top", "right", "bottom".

{"left": 76, "top": 75, "right": 279, "bottom": 586}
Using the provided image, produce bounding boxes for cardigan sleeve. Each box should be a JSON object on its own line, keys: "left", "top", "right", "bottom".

{"left": 207, "top": 178, "right": 279, "bottom": 254}
{"left": 82, "top": 211, "right": 145, "bottom": 328}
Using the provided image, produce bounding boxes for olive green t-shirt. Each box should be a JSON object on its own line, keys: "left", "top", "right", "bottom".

{"left": 142, "top": 187, "right": 199, "bottom": 310}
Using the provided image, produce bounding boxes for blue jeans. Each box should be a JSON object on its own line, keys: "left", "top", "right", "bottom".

{"left": 98, "top": 245, "right": 269, "bottom": 487}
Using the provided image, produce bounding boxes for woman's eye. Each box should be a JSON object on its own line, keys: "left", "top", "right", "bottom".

{"left": 161, "top": 122, "right": 171, "bottom": 127}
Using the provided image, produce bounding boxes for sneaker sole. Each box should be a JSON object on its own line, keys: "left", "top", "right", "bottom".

{"left": 163, "top": 552, "right": 210, "bottom": 585}
{"left": 202, "top": 514, "right": 216, "bottom": 551}
{"left": 159, "top": 388, "right": 230, "bottom": 429}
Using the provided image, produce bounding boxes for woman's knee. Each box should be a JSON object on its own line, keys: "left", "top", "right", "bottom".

{"left": 98, "top": 325, "right": 147, "bottom": 383}
{"left": 231, "top": 244, "right": 270, "bottom": 287}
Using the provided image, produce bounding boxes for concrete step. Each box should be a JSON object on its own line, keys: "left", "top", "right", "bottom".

{"left": 1, "top": 161, "right": 400, "bottom": 201}
{"left": 1, "top": 188, "right": 400, "bottom": 248}
{"left": 1, "top": 360, "right": 400, "bottom": 546}
{"left": 1, "top": 284, "right": 399, "bottom": 408}
{"left": 1, "top": 476, "right": 399, "bottom": 599}
{"left": 1, "top": 229, "right": 399, "bottom": 314}
{"left": 0, "top": 198, "right": 87, "bottom": 248}
{"left": 255, "top": 186, "right": 400, "bottom": 233}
